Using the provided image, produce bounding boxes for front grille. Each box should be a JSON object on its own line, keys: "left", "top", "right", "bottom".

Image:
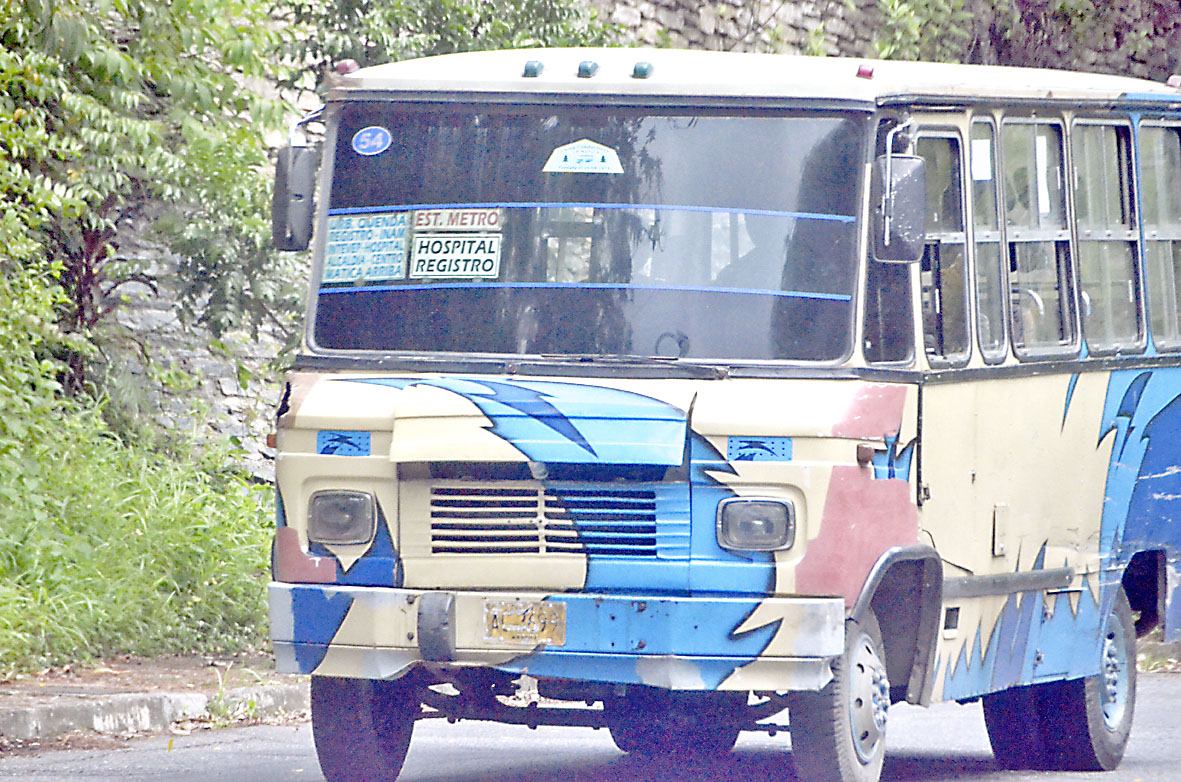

{"left": 429, "top": 485, "right": 658, "bottom": 556}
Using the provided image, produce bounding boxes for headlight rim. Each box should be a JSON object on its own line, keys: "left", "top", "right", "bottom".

{"left": 307, "top": 489, "right": 378, "bottom": 546}
{"left": 715, "top": 496, "right": 796, "bottom": 552}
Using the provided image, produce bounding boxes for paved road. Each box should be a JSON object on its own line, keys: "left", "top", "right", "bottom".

{"left": 4, "top": 673, "right": 1180, "bottom": 782}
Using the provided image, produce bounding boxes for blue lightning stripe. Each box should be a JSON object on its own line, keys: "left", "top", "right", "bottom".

{"left": 460, "top": 378, "right": 596, "bottom": 457}
{"left": 346, "top": 376, "right": 687, "bottom": 464}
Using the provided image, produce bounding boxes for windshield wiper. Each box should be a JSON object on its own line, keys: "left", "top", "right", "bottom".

{"left": 535, "top": 353, "right": 729, "bottom": 378}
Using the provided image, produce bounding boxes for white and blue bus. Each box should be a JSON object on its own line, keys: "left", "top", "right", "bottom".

{"left": 269, "top": 49, "right": 1181, "bottom": 782}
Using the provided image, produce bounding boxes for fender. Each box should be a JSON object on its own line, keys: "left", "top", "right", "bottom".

{"left": 852, "top": 545, "right": 942, "bottom": 706}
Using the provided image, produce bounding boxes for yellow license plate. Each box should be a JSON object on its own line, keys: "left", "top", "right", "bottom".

{"left": 483, "top": 599, "right": 566, "bottom": 646}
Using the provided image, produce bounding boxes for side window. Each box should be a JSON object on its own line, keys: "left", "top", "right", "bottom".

{"left": 863, "top": 262, "right": 914, "bottom": 363}
{"left": 970, "top": 121, "right": 1008, "bottom": 362}
{"left": 1073, "top": 123, "right": 1141, "bottom": 353}
{"left": 863, "top": 118, "right": 914, "bottom": 365}
{"left": 1140, "top": 125, "right": 1181, "bottom": 350}
{"left": 916, "top": 134, "right": 970, "bottom": 365}
{"left": 1002, "top": 121, "right": 1077, "bottom": 355}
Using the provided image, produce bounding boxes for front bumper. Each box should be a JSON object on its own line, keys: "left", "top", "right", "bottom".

{"left": 270, "top": 583, "right": 844, "bottom": 692}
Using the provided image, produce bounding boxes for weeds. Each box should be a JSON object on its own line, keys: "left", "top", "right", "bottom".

{"left": 0, "top": 402, "right": 272, "bottom": 672}
{"left": 207, "top": 663, "right": 262, "bottom": 726}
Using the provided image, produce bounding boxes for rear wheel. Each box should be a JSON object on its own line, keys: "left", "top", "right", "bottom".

{"left": 311, "top": 675, "right": 419, "bottom": 782}
{"left": 983, "top": 587, "right": 1136, "bottom": 771}
{"left": 1039, "top": 587, "right": 1136, "bottom": 770}
{"left": 980, "top": 684, "right": 1044, "bottom": 769}
{"left": 788, "top": 609, "right": 890, "bottom": 782}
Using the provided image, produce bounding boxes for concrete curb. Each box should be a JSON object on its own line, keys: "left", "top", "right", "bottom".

{"left": 0, "top": 683, "right": 310, "bottom": 742}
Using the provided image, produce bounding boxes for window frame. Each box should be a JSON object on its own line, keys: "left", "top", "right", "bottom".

{"left": 1069, "top": 118, "right": 1145, "bottom": 356}
{"left": 969, "top": 117, "right": 1010, "bottom": 365}
{"left": 915, "top": 128, "right": 973, "bottom": 369}
{"left": 999, "top": 116, "right": 1081, "bottom": 361}
{"left": 1137, "top": 120, "right": 1181, "bottom": 353}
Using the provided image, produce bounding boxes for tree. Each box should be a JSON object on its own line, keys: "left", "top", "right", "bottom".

{"left": 873, "top": 0, "right": 1181, "bottom": 79}
{"left": 1, "top": 0, "right": 298, "bottom": 394}
{"left": 274, "top": 0, "right": 617, "bottom": 90}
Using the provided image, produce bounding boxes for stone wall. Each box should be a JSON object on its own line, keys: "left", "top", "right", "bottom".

{"left": 590, "top": 0, "right": 1181, "bottom": 82}
{"left": 591, "top": 0, "right": 880, "bottom": 56}
{"left": 110, "top": 229, "right": 291, "bottom": 482}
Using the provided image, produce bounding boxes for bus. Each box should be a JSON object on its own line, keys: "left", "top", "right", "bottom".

{"left": 269, "top": 48, "right": 1181, "bottom": 782}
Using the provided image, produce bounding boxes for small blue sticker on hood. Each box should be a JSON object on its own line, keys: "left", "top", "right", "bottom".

{"left": 352, "top": 126, "right": 391, "bottom": 156}
{"left": 317, "top": 430, "right": 371, "bottom": 456}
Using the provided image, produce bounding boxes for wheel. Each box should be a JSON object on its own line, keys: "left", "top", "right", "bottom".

{"left": 604, "top": 689, "right": 742, "bottom": 757}
{"left": 311, "top": 676, "right": 419, "bottom": 782}
{"left": 788, "top": 609, "right": 890, "bottom": 782}
{"left": 1039, "top": 587, "right": 1136, "bottom": 770}
{"left": 981, "top": 683, "right": 1045, "bottom": 769}
{"left": 983, "top": 587, "right": 1137, "bottom": 772}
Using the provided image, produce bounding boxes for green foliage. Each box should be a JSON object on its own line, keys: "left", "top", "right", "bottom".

{"left": 0, "top": 1, "right": 283, "bottom": 671}
{"left": 0, "top": 230, "right": 271, "bottom": 676}
{"left": 0, "top": 415, "right": 272, "bottom": 672}
{"left": 874, "top": 0, "right": 974, "bottom": 62}
{"left": 1, "top": 0, "right": 299, "bottom": 392}
{"left": 276, "top": 0, "right": 618, "bottom": 89}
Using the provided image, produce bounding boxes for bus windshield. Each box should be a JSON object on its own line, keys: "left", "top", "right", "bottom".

{"left": 315, "top": 103, "right": 865, "bottom": 361}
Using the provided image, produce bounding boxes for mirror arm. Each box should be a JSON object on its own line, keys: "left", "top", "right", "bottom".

{"left": 289, "top": 107, "right": 324, "bottom": 150}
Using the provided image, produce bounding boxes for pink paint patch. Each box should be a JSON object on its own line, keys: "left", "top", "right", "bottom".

{"left": 273, "top": 527, "right": 337, "bottom": 584}
{"left": 795, "top": 465, "right": 919, "bottom": 607}
{"left": 832, "top": 384, "right": 908, "bottom": 439}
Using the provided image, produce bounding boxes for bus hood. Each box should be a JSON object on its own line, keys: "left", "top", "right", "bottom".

{"left": 281, "top": 372, "right": 912, "bottom": 464}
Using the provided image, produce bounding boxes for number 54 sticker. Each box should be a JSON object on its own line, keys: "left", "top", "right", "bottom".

{"left": 352, "top": 126, "right": 392, "bottom": 156}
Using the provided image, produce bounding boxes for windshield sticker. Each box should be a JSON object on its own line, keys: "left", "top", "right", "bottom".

{"left": 543, "top": 139, "right": 624, "bottom": 175}
{"left": 413, "top": 207, "right": 502, "bottom": 231}
{"left": 352, "top": 126, "right": 392, "bottom": 156}
{"left": 410, "top": 234, "right": 501, "bottom": 279}
{"left": 323, "top": 213, "right": 407, "bottom": 284}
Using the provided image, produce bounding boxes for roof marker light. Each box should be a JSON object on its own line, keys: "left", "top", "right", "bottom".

{"left": 856, "top": 64, "right": 874, "bottom": 80}
{"left": 522, "top": 60, "right": 544, "bottom": 78}
{"left": 632, "top": 61, "right": 654, "bottom": 79}
{"left": 577, "top": 60, "right": 599, "bottom": 78}
{"left": 334, "top": 59, "right": 360, "bottom": 75}
{"left": 1168, "top": 74, "right": 1181, "bottom": 90}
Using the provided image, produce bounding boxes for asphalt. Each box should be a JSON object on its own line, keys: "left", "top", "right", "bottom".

{"left": 0, "top": 657, "right": 309, "bottom": 746}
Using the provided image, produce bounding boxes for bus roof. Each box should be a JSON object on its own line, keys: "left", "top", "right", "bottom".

{"left": 331, "top": 48, "right": 1181, "bottom": 108}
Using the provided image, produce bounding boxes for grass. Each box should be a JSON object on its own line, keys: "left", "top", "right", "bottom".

{"left": 0, "top": 404, "right": 273, "bottom": 675}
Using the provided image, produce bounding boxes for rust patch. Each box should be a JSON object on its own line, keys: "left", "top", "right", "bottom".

{"left": 795, "top": 465, "right": 919, "bottom": 607}
{"left": 272, "top": 527, "right": 336, "bottom": 584}
{"left": 276, "top": 372, "right": 320, "bottom": 430}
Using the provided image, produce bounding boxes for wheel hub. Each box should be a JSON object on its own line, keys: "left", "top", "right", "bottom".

{"left": 1099, "top": 615, "right": 1129, "bottom": 731}
{"left": 848, "top": 633, "right": 890, "bottom": 764}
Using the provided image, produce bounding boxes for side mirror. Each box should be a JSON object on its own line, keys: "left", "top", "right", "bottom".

{"left": 870, "top": 154, "right": 926, "bottom": 263}
{"left": 272, "top": 146, "right": 317, "bottom": 251}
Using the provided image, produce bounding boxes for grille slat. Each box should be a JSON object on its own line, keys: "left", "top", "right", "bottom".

{"left": 427, "top": 483, "right": 658, "bottom": 557}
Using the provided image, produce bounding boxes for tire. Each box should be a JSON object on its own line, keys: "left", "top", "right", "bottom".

{"left": 1039, "top": 587, "right": 1137, "bottom": 770}
{"left": 788, "top": 609, "right": 890, "bottom": 782}
{"left": 311, "top": 676, "right": 419, "bottom": 782}
{"left": 981, "top": 683, "right": 1045, "bottom": 769}
{"left": 604, "top": 689, "right": 742, "bottom": 757}
{"left": 983, "top": 587, "right": 1137, "bottom": 772}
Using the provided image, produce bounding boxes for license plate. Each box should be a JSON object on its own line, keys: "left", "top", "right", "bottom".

{"left": 483, "top": 599, "right": 566, "bottom": 646}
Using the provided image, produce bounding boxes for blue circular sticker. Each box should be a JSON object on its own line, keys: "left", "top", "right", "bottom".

{"left": 352, "top": 126, "right": 391, "bottom": 156}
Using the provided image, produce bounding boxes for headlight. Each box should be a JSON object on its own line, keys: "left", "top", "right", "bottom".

{"left": 716, "top": 498, "right": 795, "bottom": 552}
{"left": 307, "top": 490, "right": 377, "bottom": 545}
